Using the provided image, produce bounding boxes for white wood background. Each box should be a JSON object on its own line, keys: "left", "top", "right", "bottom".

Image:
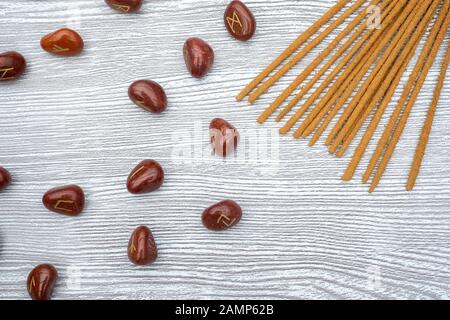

{"left": 0, "top": 0, "right": 449, "bottom": 300}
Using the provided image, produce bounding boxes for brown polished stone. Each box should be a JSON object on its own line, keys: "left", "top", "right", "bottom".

{"left": 27, "top": 264, "right": 58, "bottom": 300}
{"left": 0, "top": 51, "right": 26, "bottom": 81}
{"left": 127, "top": 160, "right": 164, "bottom": 194}
{"left": 224, "top": 1, "right": 256, "bottom": 41}
{"left": 210, "top": 118, "right": 239, "bottom": 157}
{"left": 105, "top": 0, "right": 143, "bottom": 13}
{"left": 41, "top": 28, "right": 84, "bottom": 56}
{"left": 202, "top": 200, "right": 242, "bottom": 231}
{"left": 0, "top": 167, "right": 11, "bottom": 191}
{"left": 128, "top": 80, "right": 168, "bottom": 113}
{"left": 42, "top": 185, "right": 85, "bottom": 216}
{"left": 183, "top": 37, "right": 214, "bottom": 78}
{"left": 128, "top": 226, "right": 158, "bottom": 265}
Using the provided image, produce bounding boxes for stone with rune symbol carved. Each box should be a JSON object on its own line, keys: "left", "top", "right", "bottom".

{"left": 210, "top": 118, "right": 239, "bottom": 157}
{"left": 202, "top": 200, "right": 242, "bottom": 231}
{"left": 40, "top": 28, "right": 84, "bottom": 56}
{"left": 0, "top": 51, "right": 26, "bottom": 81}
{"left": 128, "top": 80, "right": 168, "bottom": 113}
{"left": 183, "top": 37, "right": 214, "bottom": 78}
{"left": 224, "top": 1, "right": 256, "bottom": 41}
{"left": 42, "top": 185, "right": 85, "bottom": 216}
{"left": 127, "top": 160, "right": 164, "bottom": 194}
{"left": 128, "top": 226, "right": 158, "bottom": 265}
{"left": 27, "top": 264, "right": 58, "bottom": 300}
{"left": 105, "top": 0, "right": 143, "bottom": 13}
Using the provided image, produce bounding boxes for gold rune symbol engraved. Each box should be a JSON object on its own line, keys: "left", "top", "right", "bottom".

{"left": 28, "top": 277, "right": 36, "bottom": 292}
{"left": 135, "top": 98, "right": 147, "bottom": 109}
{"left": 217, "top": 214, "right": 236, "bottom": 227}
{"left": 0, "top": 67, "right": 14, "bottom": 80}
{"left": 226, "top": 11, "right": 243, "bottom": 33}
{"left": 113, "top": 4, "right": 131, "bottom": 12}
{"left": 54, "top": 200, "right": 75, "bottom": 213}
{"left": 130, "top": 165, "right": 146, "bottom": 180}
{"left": 129, "top": 234, "right": 137, "bottom": 253}
{"left": 52, "top": 44, "right": 69, "bottom": 53}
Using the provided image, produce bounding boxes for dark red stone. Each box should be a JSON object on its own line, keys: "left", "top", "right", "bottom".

{"left": 105, "top": 0, "right": 143, "bottom": 13}
{"left": 210, "top": 118, "right": 239, "bottom": 157}
{"left": 127, "top": 160, "right": 164, "bottom": 194}
{"left": 41, "top": 28, "right": 84, "bottom": 56}
{"left": 128, "top": 226, "right": 158, "bottom": 265}
{"left": 202, "top": 200, "right": 242, "bottom": 231}
{"left": 224, "top": 1, "right": 256, "bottom": 41}
{"left": 42, "top": 185, "right": 85, "bottom": 216}
{"left": 0, "top": 51, "right": 26, "bottom": 81}
{"left": 128, "top": 80, "right": 168, "bottom": 113}
{"left": 183, "top": 38, "right": 214, "bottom": 78}
{"left": 27, "top": 264, "right": 58, "bottom": 300}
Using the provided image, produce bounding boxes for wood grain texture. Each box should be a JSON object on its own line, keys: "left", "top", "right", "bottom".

{"left": 0, "top": 0, "right": 449, "bottom": 300}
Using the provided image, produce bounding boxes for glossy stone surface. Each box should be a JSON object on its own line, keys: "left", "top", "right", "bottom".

{"left": 0, "top": 51, "right": 26, "bottom": 81}
{"left": 224, "top": 1, "right": 256, "bottom": 41}
{"left": 128, "top": 226, "right": 158, "bottom": 265}
{"left": 127, "top": 160, "right": 164, "bottom": 194}
{"left": 210, "top": 118, "right": 239, "bottom": 157}
{"left": 183, "top": 37, "right": 214, "bottom": 78}
{"left": 40, "top": 28, "right": 84, "bottom": 56}
{"left": 0, "top": 167, "right": 11, "bottom": 191}
{"left": 27, "top": 264, "right": 58, "bottom": 300}
{"left": 202, "top": 200, "right": 242, "bottom": 231}
{"left": 128, "top": 80, "right": 168, "bottom": 113}
{"left": 42, "top": 185, "right": 85, "bottom": 216}
{"left": 105, "top": 0, "right": 143, "bottom": 13}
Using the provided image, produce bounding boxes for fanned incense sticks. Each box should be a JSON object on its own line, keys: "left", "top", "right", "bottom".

{"left": 258, "top": 0, "right": 391, "bottom": 124}
{"left": 236, "top": 0, "right": 352, "bottom": 102}
{"left": 237, "top": 0, "right": 450, "bottom": 191}
{"left": 326, "top": 0, "right": 435, "bottom": 152}
{"left": 280, "top": 0, "right": 411, "bottom": 135}
{"left": 248, "top": 0, "right": 368, "bottom": 104}
{"left": 406, "top": 39, "right": 450, "bottom": 191}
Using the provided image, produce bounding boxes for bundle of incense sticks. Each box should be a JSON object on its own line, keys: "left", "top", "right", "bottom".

{"left": 237, "top": 0, "right": 450, "bottom": 192}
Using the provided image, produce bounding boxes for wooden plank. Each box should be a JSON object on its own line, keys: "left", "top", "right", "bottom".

{"left": 0, "top": 0, "right": 449, "bottom": 299}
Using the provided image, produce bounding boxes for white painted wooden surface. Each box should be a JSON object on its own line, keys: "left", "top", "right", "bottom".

{"left": 0, "top": 0, "right": 449, "bottom": 300}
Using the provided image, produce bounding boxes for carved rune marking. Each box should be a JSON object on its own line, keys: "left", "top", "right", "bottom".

{"left": 226, "top": 11, "right": 243, "bottom": 33}
{"left": 54, "top": 200, "right": 75, "bottom": 213}
{"left": 135, "top": 98, "right": 147, "bottom": 109}
{"left": 217, "top": 214, "right": 236, "bottom": 227}
{"left": 52, "top": 44, "right": 70, "bottom": 53}
{"left": 28, "top": 277, "right": 36, "bottom": 292}
{"left": 0, "top": 67, "right": 14, "bottom": 80}
{"left": 129, "top": 235, "right": 137, "bottom": 253}
{"left": 113, "top": 4, "right": 131, "bottom": 12}
{"left": 130, "top": 165, "right": 146, "bottom": 180}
